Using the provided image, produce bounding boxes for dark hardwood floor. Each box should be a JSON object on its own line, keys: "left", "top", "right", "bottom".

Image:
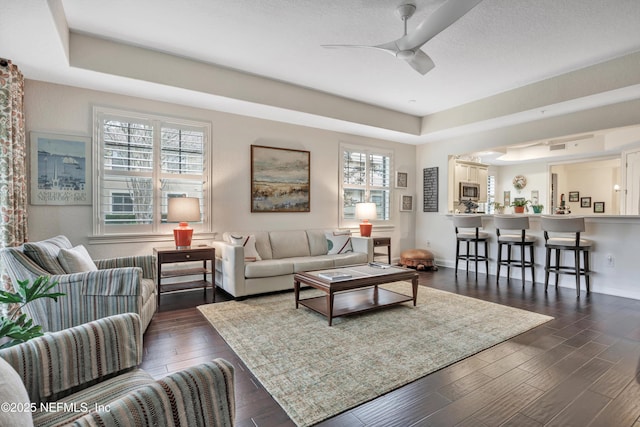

{"left": 141, "top": 268, "right": 640, "bottom": 426}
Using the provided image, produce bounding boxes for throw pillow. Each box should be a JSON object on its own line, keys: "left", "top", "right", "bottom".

{"left": 23, "top": 235, "right": 73, "bottom": 275}
{"left": 0, "top": 357, "right": 35, "bottom": 427}
{"left": 57, "top": 245, "right": 98, "bottom": 273}
{"left": 325, "top": 230, "right": 353, "bottom": 255}
{"left": 229, "top": 235, "right": 262, "bottom": 261}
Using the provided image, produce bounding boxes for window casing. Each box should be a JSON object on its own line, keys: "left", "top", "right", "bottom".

{"left": 93, "top": 107, "right": 211, "bottom": 236}
{"left": 340, "top": 144, "right": 392, "bottom": 225}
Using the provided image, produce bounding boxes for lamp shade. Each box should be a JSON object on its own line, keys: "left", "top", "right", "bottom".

{"left": 355, "top": 202, "right": 377, "bottom": 237}
{"left": 167, "top": 197, "right": 201, "bottom": 249}
{"left": 167, "top": 197, "right": 201, "bottom": 222}
{"left": 355, "top": 202, "right": 377, "bottom": 220}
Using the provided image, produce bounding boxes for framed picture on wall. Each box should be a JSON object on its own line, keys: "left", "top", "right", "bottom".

{"left": 569, "top": 191, "right": 580, "bottom": 202}
{"left": 395, "top": 171, "right": 408, "bottom": 188}
{"left": 30, "top": 132, "right": 91, "bottom": 205}
{"left": 400, "top": 195, "right": 413, "bottom": 212}
{"left": 580, "top": 197, "right": 591, "bottom": 208}
{"left": 530, "top": 190, "right": 539, "bottom": 205}
{"left": 594, "top": 202, "right": 605, "bottom": 213}
{"left": 503, "top": 191, "right": 511, "bottom": 207}
{"left": 250, "top": 145, "right": 310, "bottom": 212}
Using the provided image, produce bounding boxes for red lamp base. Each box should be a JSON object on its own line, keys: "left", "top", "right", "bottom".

{"left": 359, "top": 221, "right": 373, "bottom": 237}
{"left": 173, "top": 222, "right": 194, "bottom": 249}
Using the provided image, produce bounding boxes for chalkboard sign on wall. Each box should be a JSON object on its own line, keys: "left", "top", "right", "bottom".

{"left": 423, "top": 167, "right": 438, "bottom": 212}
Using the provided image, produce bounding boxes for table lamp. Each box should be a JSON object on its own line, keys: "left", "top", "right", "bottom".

{"left": 355, "top": 202, "right": 377, "bottom": 237}
{"left": 167, "top": 197, "right": 201, "bottom": 249}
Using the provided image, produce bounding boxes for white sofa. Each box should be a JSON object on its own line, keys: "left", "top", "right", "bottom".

{"left": 212, "top": 229, "right": 373, "bottom": 298}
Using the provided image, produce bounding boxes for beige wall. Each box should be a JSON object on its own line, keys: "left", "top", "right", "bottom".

{"left": 25, "top": 80, "right": 416, "bottom": 260}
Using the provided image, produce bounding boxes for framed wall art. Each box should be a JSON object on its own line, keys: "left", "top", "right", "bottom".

{"left": 400, "top": 195, "right": 414, "bottom": 212}
{"left": 423, "top": 167, "right": 438, "bottom": 212}
{"left": 503, "top": 190, "right": 511, "bottom": 207}
{"left": 594, "top": 201, "right": 605, "bottom": 213}
{"left": 395, "top": 171, "right": 408, "bottom": 188}
{"left": 250, "top": 145, "right": 310, "bottom": 212}
{"left": 30, "top": 132, "right": 91, "bottom": 205}
{"left": 580, "top": 197, "right": 591, "bottom": 208}
{"left": 569, "top": 191, "right": 580, "bottom": 202}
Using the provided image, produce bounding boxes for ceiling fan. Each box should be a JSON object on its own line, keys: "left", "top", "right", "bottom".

{"left": 322, "top": 0, "right": 482, "bottom": 75}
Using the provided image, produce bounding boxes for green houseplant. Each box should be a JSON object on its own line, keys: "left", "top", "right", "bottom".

{"left": 531, "top": 204, "right": 544, "bottom": 214}
{"left": 0, "top": 276, "right": 64, "bottom": 349}
{"left": 510, "top": 199, "right": 530, "bottom": 213}
{"left": 490, "top": 202, "right": 505, "bottom": 214}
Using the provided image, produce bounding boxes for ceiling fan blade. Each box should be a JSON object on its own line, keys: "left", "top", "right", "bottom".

{"left": 405, "top": 50, "right": 435, "bottom": 75}
{"left": 322, "top": 43, "right": 398, "bottom": 55}
{"left": 398, "top": 0, "right": 482, "bottom": 50}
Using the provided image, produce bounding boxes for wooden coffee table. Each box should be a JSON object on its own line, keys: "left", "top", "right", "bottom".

{"left": 294, "top": 264, "right": 419, "bottom": 326}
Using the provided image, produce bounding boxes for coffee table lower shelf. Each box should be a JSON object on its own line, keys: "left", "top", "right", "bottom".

{"left": 298, "top": 287, "right": 413, "bottom": 324}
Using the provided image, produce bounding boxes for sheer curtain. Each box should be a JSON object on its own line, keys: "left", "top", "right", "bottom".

{"left": 0, "top": 58, "right": 28, "bottom": 298}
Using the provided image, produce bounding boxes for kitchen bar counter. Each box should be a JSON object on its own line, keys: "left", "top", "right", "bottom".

{"left": 441, "top": 214, "right": 640, "bottom": 300}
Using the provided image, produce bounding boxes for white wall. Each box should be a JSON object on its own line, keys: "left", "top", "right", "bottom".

{"left": 416, "top": 98, "right": 640, "bottom": 300}
{"left": 551, "top": 159, "right": 621, "bottom": 215}
{"left": 24, "top": 80, "right": 416, "bottom": 260}
{"left": 496, "top": 162, "right": 549, "bottom": 214}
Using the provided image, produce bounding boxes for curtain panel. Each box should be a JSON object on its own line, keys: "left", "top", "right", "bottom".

{"left": 0, "top": 59, "right": 28, "bottom": 294}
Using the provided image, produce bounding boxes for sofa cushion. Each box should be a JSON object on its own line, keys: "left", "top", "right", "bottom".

{"left": 57, "top": 245, "right": 98, "bottom": 273}
{"left": 0, "top": 357, "right": 34, "bottom": 427}
{"left": 289, "top": 256, "right": 336, "bottom": 273}
{"left": 306, "top": 230, "right": 329, "bottom": 256}
{"left": 224, "top": 231, "right": 272, "bottom": 259}
{"left": 31, "top": 369, "right": 154, "bottom": 427}
{"left": 332, "top": 252, "right": 369, "bottom": 267}
{"left": 269, "top": 230, "right": 310, "bottom": 259}
{"left": 325, "top": 230, "right": 353, "bottom": 254}
{"left": 245, "top": 259, "right": 294, "bottom": 278}
{"left": 228, "top": 234, "right": 262, "bottom": 261}
{"left": 23, "top": 235, "right": 73, "bottom": 275}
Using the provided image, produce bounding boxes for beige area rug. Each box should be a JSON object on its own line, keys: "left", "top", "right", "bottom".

{"left": 198, "top": 282, "right": 553, "bottom": 426}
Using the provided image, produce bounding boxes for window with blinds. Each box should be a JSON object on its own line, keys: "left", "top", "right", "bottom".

{"left": 94, "top": 108, "right": 210, "bottom": 236}
{"left": 487, "top": 174, "right": 496, "bottom": 213}
{"left": 341, "top": 146, "right": 392, "bottom": 221}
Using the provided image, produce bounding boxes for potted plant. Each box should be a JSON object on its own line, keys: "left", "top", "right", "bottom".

{"left": 490, "top": 201, "right": 505, "bottom": 214}
{"left": 510, "top": 199, "right": 530, "bottom": 214}
{"left": 531, "top": 204, "right": 544, "bottom": 214}
{"left": 0, "top": 276, "right": 64, "bottom": 349}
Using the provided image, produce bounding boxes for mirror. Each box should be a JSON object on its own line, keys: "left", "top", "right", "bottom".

{"left": 449, "top": 124, "right": 640, "bottom": 215}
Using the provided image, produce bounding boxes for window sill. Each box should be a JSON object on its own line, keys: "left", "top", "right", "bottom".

{"left": 88, "top": 232, "right": 216, "bottom": 245}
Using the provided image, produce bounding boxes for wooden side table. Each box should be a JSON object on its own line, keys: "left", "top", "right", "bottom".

{"left": 373, "top": 237, "right": 391, "bottom": 264}
{"left": 153, "top": 246, "right": 215, "bottom": 306}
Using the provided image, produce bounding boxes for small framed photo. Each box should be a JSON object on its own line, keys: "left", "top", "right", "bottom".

{"left": 400, "top": 195, "right": 413, "bottom": 211}
{"left": 593, "top": 202, "right": 605, "bottom": 213}
{"left": 503, "top": 191, "right": 511, "bottom": 207}
{"left": 580, "top": 197, "right": 591, "bottom": 208}
{"left": 568, "top": 191, "right": 580, "bottom": 202}
{"left": 395, "top": 171, "right": 408, "bottom": 188}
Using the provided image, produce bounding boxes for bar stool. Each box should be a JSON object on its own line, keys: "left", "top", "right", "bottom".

{"left": 494, "top": 215, "right": 536, "bottom": 285}
{"left": 453, "top": 215, "right": 489, "bottom": 280}
{"left": 540, "top": 216, "right": 592, "bottom": 297}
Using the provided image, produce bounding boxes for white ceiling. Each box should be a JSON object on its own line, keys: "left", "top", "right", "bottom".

{"left": 2, "top": 0, "right": 640, "bottom": 145}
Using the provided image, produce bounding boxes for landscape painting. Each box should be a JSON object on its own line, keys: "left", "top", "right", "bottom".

{"left": 251, "top": 145, "right": 310, "bottom": 212}
{"left": 30, "top": 132, "right": 91, "bottom": 205}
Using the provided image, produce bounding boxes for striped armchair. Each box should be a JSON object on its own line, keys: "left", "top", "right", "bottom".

{"left": 0, "top": 236, "right": 157, "bottom": 332}
{"left": 0, "top": 313, "right": 235, "bottom": 427}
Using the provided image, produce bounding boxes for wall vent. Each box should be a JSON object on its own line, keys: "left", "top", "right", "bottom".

{"left": 549, "top": 144, "right": 566, "bottom": 151}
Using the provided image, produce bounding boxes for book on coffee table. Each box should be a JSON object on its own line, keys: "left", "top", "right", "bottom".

{"left": 317, "top": 271, "right": 352, "bottom": 281}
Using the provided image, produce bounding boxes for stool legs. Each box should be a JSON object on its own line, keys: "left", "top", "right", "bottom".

{"left": 544, "top": 246, "right": 590, "bottom": 297}
{"left": 497, "top": 242, "right": 534, "bottom": 286}
{"left": 456, "top": 238, "right": 487, "bottom": 280}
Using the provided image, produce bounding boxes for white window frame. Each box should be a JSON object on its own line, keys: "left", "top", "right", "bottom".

{"left": 339, "top": 143, "right": 393, "bottom": 228}
{"left": 92, "top": 106, "right": 212, "bottom": 241}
